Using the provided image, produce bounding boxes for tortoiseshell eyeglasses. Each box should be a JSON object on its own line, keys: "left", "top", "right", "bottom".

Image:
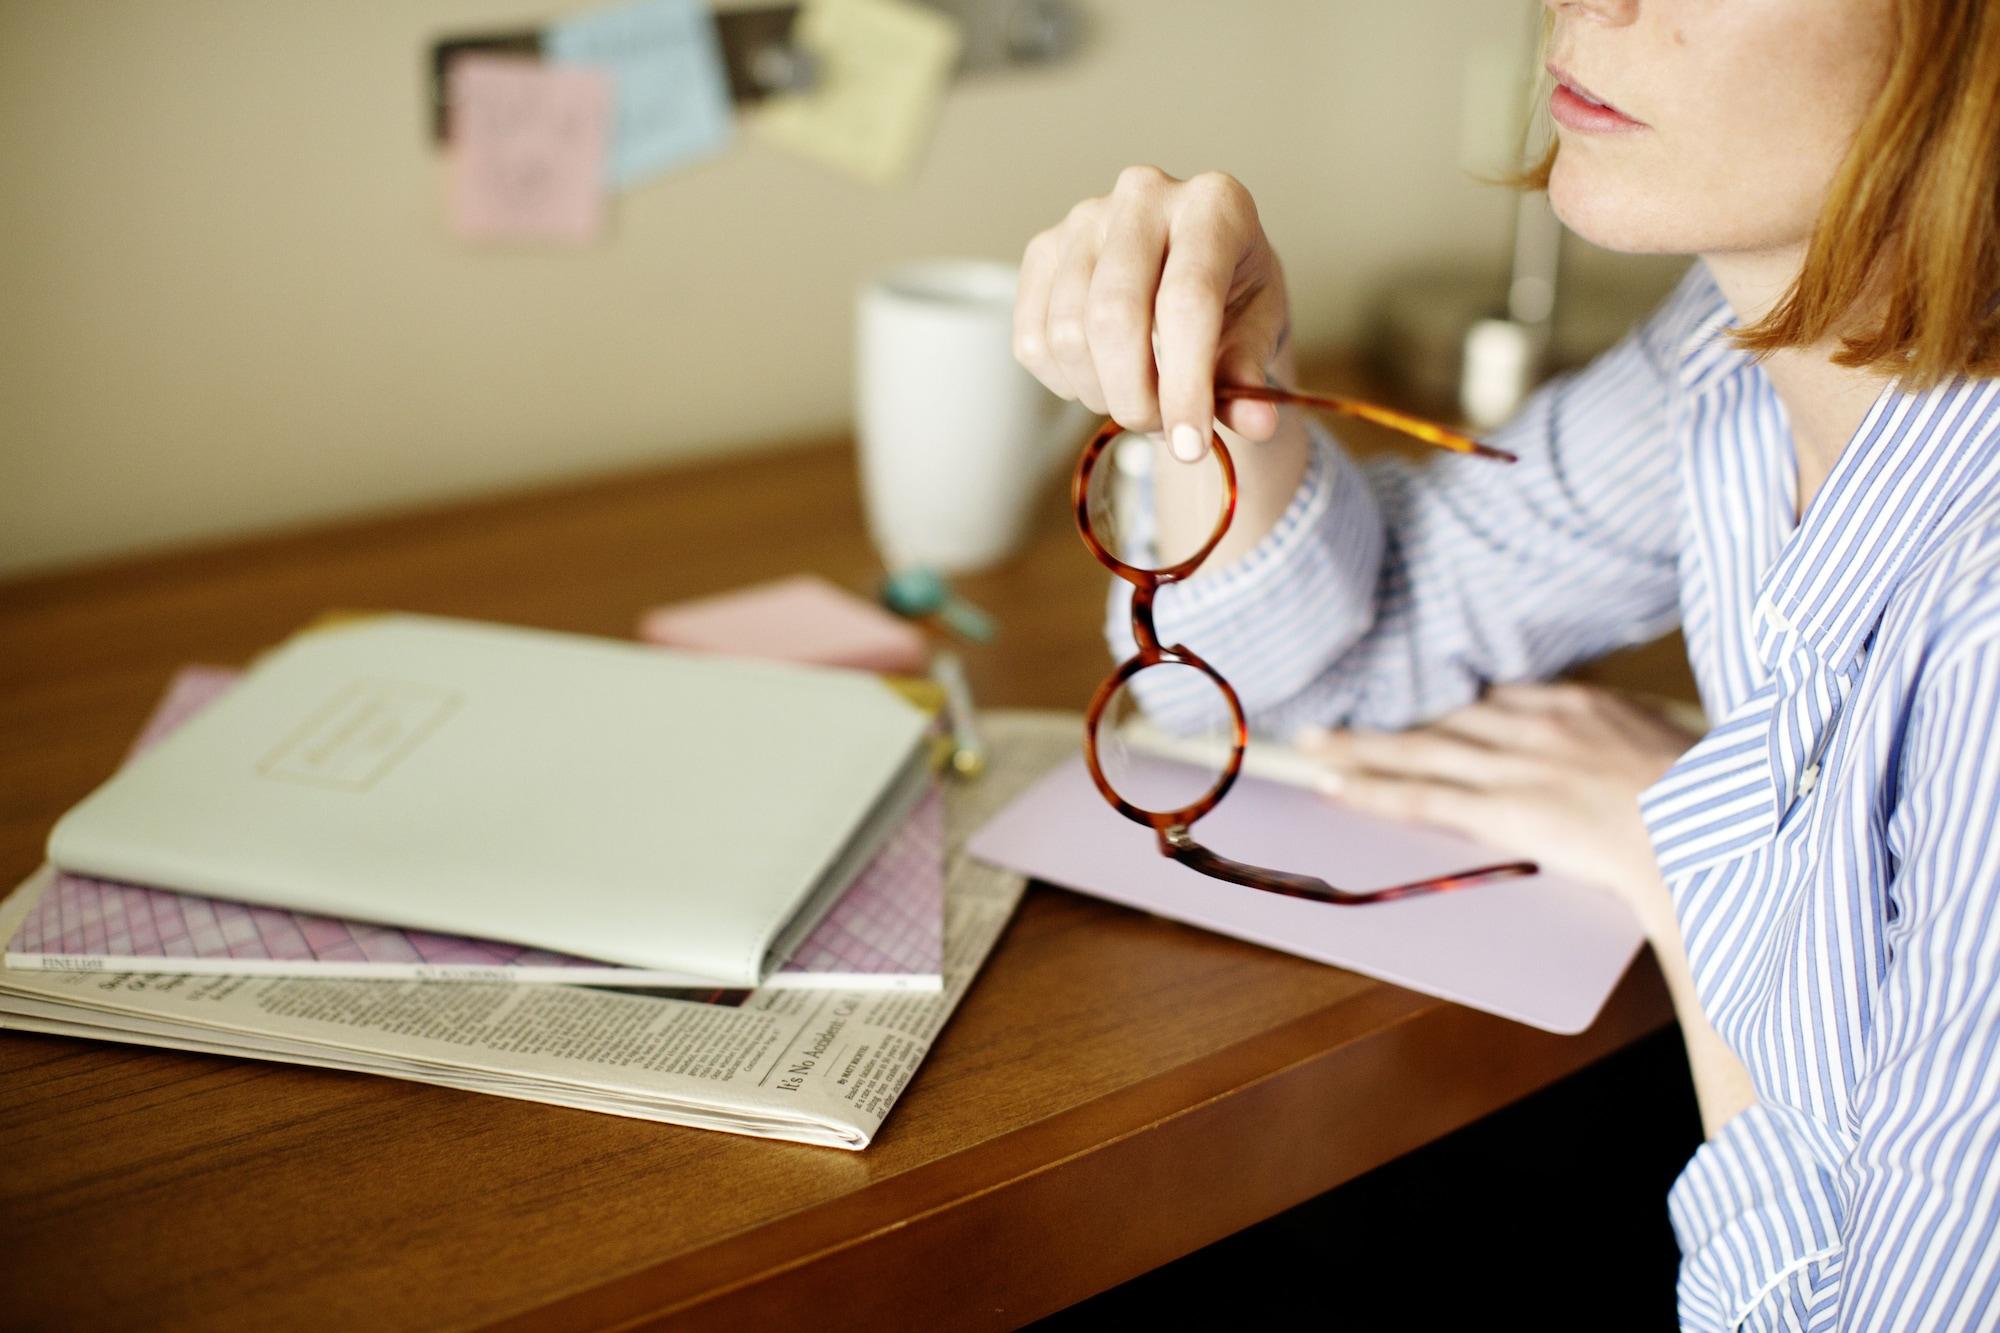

{"left": 1074, "top": 383, "right": 1539, "bottom": 905}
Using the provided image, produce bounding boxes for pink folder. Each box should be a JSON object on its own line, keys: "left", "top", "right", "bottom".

{"left": 966, "top": 755, "right": 1645, "bottom": 1034}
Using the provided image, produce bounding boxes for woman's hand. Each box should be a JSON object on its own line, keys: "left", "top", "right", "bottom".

{"left": 1296, "top": 682, "right": 1703, "bottom": 923}
{"left": 1013, "top": 165, "right": 1293, "bottom": 462}
{"left": 1300, "top": 681, "right": 1758, "bottom": 1136}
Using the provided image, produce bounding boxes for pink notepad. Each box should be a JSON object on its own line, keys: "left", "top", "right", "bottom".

{"left": 967, "top": 755, "right": 1645, "bottom": 1034}
{"left": 9, "top": 667, "right": 944, "bottom": 990}
{"left": 639, "top": 575, "right": 929, "bottom": 674}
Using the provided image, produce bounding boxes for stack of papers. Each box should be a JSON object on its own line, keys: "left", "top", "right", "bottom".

{"left": 0, "top": 714, "right": 1073, "bottom": 1149}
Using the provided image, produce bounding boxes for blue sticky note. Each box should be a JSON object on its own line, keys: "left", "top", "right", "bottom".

{"left": 546, "top": 0, "right": 734, "bottom": 188}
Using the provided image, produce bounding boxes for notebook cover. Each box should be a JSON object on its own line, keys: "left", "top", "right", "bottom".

{"left": 8, "top": 787, "right": 944, "bottom": 988}
{"left": 9, "top": 661, "right": 942, "bottom": 987}
{"left": 46, "top": 614, "right": 931, "bottom": 985}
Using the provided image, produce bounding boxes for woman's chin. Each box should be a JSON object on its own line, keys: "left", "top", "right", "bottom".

{"left": 1547, "top": 162, "right": 1693, "bottom": 257}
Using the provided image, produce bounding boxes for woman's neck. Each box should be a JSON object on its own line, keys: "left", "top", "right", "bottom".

{"left": 1701, "top": 249, "right": 1896, "bottom": 523}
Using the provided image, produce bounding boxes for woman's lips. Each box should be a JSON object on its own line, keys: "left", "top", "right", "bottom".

{"left": 1547, "top": 66, "right": 1645, "bottom": 133}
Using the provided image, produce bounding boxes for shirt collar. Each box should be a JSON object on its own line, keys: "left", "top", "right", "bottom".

{"left": 1677, "top": 293, "right": 1749, "bottom": 401}
{"left": 1747, "top": 373, "right": 2000, "bottom": 671}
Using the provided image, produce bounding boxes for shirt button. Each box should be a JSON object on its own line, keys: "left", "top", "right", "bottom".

{"left": 1759, "top": 598, "right": 1794, "bottom": 633}
{"left": 1799, "top": 763, "right": 1820, "bottom": 796}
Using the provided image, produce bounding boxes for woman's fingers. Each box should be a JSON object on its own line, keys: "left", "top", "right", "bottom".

{"left": 1216, "top": 341, "right": 1283, "bottom": 443}
{"left": 1087, "top": 182, "right": 1173, "bottom": 432}
{"left": 1298, "top": 724, "right": 1545, "bottom": 791}
{"left": 1328, "top": 771, "right": 1506, "bottom": 844}
{"left": 1485, "top": 681, "right": 1593, "bottom": 713}
{"left": 1012, "top": 227, "right": 1065, "bottom": 396}
{"left": 1043, "top": 204, "right": 1109, "bottom": 414}
{"left": 1425, "top": 699, "right": 1572, "bottom": 756}
{"left": 1209, "top": 182, "right": 1287, "bottom": 444}
{"left": 1152, "top": 173, "right": 1261, "bottom": 460}
{"left": 1151, "top": 225, "right": 1229, "bottom": 461}
{"left": 1015, "top": 166, "right": 1291, "bottom": 450}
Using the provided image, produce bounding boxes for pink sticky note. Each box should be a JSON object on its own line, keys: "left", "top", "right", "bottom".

{"left": 639, "top": 574, "right": 930, "bottom": 674}
{"left": 447, "top": 55, "right": 611, "bottom": 244}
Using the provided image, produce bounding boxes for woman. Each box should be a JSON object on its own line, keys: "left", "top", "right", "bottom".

{"left": 1012, "top": 1, "right": 2000, "bottom": 1328}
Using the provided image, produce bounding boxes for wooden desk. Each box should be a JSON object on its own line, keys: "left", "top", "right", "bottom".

{"left": 0, "top": 437, "right": 1680, "bottom": 1330}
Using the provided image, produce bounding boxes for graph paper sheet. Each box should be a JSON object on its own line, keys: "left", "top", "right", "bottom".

{"left": 10, "top": 666, "right": 944, "bottom": 989}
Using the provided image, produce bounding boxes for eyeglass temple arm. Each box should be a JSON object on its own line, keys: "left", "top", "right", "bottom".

{"left": 1215, "top": 384, "right": 1519, "bottom": 463}
{"left": 1158, "top": 825, "right": 1539, "bottom": 906}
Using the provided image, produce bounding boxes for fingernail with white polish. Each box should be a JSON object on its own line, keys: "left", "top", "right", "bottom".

{"left": 1170, "top": 424, "right": 1205, "bottom": 463}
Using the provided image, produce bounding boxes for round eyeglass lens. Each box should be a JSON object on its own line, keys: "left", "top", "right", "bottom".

{"left": 1090, "top": 662, "right": 1238, "bottom": 816}
{"left": 1083, "top": 432, "right": 1230, "bottom": 574}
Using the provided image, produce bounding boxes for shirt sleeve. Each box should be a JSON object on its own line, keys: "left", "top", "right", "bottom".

{"left": 1106, "top": 264, "right": 1716, "bottom": 739}
{"left": 1668, "top": 622, "right": 2000, "bottom": 1331}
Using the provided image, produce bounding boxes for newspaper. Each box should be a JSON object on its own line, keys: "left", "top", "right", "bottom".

{"left": 0, "top": 710, "right": 1080, "bottom": 1151}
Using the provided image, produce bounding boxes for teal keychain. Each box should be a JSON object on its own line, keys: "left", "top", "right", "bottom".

{"left": 879, "top": 568, "right": 996, "bottom": 644}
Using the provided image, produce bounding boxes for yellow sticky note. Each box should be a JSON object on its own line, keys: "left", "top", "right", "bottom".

{"left": 750, "top": 0, "right": 963, "bottom": 185}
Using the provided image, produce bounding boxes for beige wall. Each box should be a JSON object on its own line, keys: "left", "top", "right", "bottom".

{"left": 0, "top": 0, "right": 1665, "bottom": 578}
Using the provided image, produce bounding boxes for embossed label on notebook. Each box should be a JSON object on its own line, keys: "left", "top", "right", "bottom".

{"left": 258, "top": 679, "right": 459, "bottom": 792}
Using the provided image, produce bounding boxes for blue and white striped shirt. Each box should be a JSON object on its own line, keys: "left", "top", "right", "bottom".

{"left": 1111, "top": 263, "right": 2000, "bottom": 1330}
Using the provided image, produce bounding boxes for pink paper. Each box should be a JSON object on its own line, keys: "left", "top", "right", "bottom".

{"left": 967, "top": 755, "right": 1645, "bottom": 1035}
{"left": 639, "top": 575, "right": 930, "bottom": 675}
{"left": 447, "top": 55, "right": 611, "bottom": 244}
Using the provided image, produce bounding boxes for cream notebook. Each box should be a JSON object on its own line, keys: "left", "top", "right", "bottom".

{"left": 45, "top": 614, "right": 934, "bottom": 986}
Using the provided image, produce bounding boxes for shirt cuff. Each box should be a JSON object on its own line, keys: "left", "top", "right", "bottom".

{"left": 1105, "top": 423, "right": 1385, "bottom": 735}
{"left": 1668, "top": 1105, "right": 1845, "bottom": 1331}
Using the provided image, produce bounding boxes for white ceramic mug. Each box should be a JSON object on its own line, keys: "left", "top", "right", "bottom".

{"left": 856, "top": 258, "right": 1092, "bottom": 573}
